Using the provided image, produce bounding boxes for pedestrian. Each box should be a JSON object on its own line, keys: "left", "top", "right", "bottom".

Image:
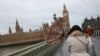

{"left": 85, "top": 26, "right": 95, "bottom": 56}
{"left": 85, "top": 26, "right": 94, "bottom": 47}
{"left": 67, "top": 25, "right": 90, "bottom": 56}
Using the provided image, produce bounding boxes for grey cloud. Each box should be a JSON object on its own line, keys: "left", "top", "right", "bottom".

{"left": 0, "top": 0, "right": 100, "bottom": 34}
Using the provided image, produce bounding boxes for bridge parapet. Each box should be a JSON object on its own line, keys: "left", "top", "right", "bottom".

{"left": 6, "top": 41, "right": 62, "bottom": 56}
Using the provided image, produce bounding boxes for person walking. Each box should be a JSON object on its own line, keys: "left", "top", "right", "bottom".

{"left": 85, "top": 26, "right": 95, "bottom": 56}
{"left": 67, "top": 25, "right": 90, "bottom": 56}
{"left": 85, "top": 26, "right": 94, "bottom": 47}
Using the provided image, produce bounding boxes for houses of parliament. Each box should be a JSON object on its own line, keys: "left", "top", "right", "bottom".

{"left": 0, "top": 4, "right": 70, "bottom": 46}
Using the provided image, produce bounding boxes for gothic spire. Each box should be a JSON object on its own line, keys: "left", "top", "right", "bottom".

{"left": 97, "top": 15, "right": 100, "bottom": 19}
{"left": 91, "top": 16, "right": 93, "bottom": 19}
{"left": 9, "top": 26, "right": 12, "bottom": 34}
{"left": 63, "top": 4, "right": 66, "bottom": 10}
{"left": 29, "top": 29, "right": 32, "bottom": 32}
{"left": 63, "top": 4, "right": 68, "bottom": 17}
{"left": 15, "top": 19, "right": 21, "bottom": 33}
{"left": 63, "top": 4, "right": 67, "bottom": 12}
{"left": 84, "top": 17, "right": 88, "bottom": 22}
{"left": 85, "top": 17, "right": 88, "bottom": 20}
{"left": 16, "top": 18, "right": 19, "bottom": 25}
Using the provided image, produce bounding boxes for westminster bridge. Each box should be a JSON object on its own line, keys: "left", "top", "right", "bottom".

{"left": 0, "top": 30, "right": 100, "bottom": 56}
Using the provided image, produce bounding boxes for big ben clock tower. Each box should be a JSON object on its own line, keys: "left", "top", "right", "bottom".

{"left": 63, "top": 4, "right": 68, "bottom": 20}
{"left": 62, "top": 4, "right": 70, "bottom": 33}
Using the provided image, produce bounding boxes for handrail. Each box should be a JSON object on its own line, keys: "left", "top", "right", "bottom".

{"left": 39, "top": 41, "right": 62, "bottom": 56}
{"left": 5, "top": 41, "right": 47, "bottom": 56}
{"left": 5, "top": 41, "right": 62, "bottom": 56}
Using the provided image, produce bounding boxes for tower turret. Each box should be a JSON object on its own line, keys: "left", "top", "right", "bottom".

{"left": 9, "top": 26, "right": 12, "bottom": 34}
{"left": 97, "top": 15, "right": 100, "bottom": 20}
{"left": 29, "top": 29, "right": 32, "bottom": 32}
{"left": 91, "top": 16, "right": 93, "bottom": 19}
{"left": 15, "top": 19, "right": 21, "bottom": 33}
{"left": 53, "top": 13, "right": 57, "bottom": 21}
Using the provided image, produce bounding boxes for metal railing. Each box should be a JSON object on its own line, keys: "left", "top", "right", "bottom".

{"left": 5, "top": 41, "right": 62, "bottom": 56}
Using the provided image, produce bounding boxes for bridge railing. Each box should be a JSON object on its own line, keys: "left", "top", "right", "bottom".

{"left": 5, "top": 41, "right": 62, "bottom": 56}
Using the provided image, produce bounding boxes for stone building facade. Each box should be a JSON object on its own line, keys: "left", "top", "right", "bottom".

{"left": 82, "top": 16, "right": 100, "bottom": 31}
{"left": 0, "top": 31, "right": 44, "bottom": 46}
{"left": 0, "top": 20, "right": 44, "bottom": 46}
{"left": 44, "top": 4, "right": 70, "bottom": 42}
{"left": 0, "top": 4, "right": 70, "bottom": 45}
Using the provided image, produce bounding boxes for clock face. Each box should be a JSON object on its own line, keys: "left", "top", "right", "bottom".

{"left": 64, "top": 13, "right": 67, "bottom": 16}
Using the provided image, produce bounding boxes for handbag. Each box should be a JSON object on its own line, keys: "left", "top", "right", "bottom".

{"left": 75, "top": 37, "right": 89, "bottom": 53}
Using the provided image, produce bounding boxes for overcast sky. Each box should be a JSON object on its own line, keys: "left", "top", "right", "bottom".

{"left": 0, "top": 0, "right": 100, "bottom": 34}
